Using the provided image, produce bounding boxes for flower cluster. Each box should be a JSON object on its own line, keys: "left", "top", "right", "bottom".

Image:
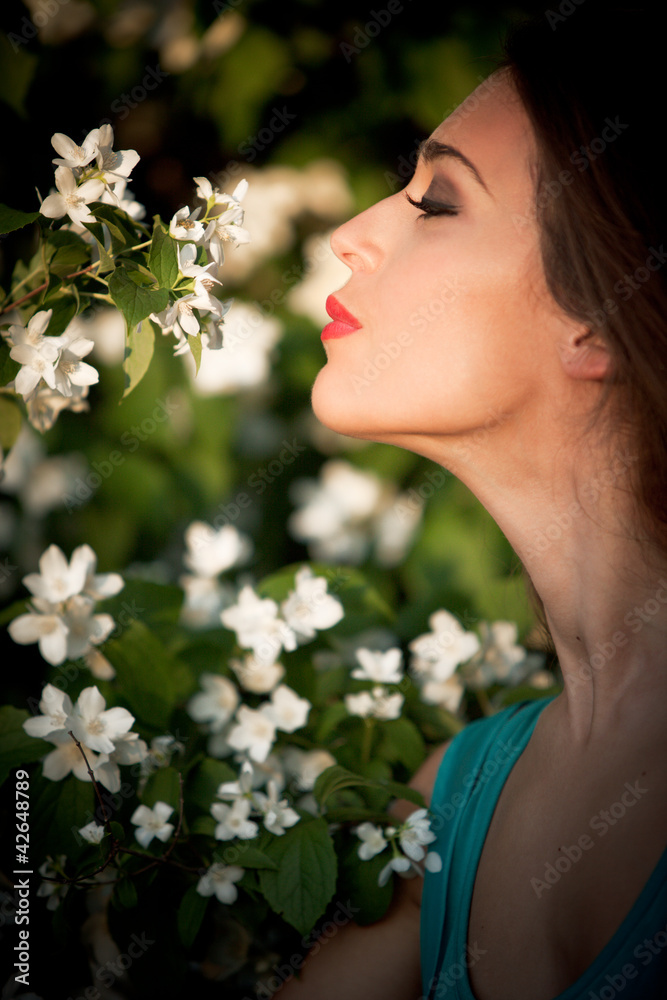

{"left": 3, "top": 308, "right": 99, "bottom": 431}
{"left": 354, "top": 808, "right": 441, "bottom": 886}
{"left": 151, "top": 177, "right": 250, "bottom": 357}
{"left": 409, "top": 610, "right": 544, "bottom": 712}
{"left": 8, "top": 544, "right": 123, "bottom": 674}
{"left": 344, "top": 647, "right": 405, "bottom": 721}
{"left": 288, "top": 459, "right": 424, "bottom": 566}
{"left": 22, "top": 683, "right": 146, "bottom": 792}
{"left": 40, "top": 125, "right": 141, "bottom": 227}
{"left": 179, "top": 521, "right": 253, "bottom": 629}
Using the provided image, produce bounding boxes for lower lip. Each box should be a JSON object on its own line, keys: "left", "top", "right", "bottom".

{"left": 321, "top": 319, "right": 362, "bottom": 340}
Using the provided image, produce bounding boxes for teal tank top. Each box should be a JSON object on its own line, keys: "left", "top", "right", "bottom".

{"left": 420, "top": 697, "right": 667, "bottom": 999}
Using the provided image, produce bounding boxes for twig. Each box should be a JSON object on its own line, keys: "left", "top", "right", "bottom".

{"left": 0, "top": 262, "right": 102, "bottom": 316}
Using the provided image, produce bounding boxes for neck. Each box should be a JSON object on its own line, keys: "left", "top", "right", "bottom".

{"left": 408, "top": 416, "right": 667, "bottom": 747}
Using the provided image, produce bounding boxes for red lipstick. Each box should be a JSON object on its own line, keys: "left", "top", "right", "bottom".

{"left": 322, "top": 295, "right": 362, "bottom": 340}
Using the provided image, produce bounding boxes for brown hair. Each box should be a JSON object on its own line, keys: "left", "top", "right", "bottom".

{"left": 502, "top": 5, "right": 667, "bottom": 557}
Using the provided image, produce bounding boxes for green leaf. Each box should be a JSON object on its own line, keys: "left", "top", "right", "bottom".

{"left": 231, "top": 845, "right": 278, "bottom": 870}
{"left": 259, "top": 818, "right": 337, "bottom": 935}
{"left": 38, "top": 295, "right": 78, "bottom": 338}
{"left": 189, "top": 331, "right": 202, "bottom": 375}
{"left": 103, "top": 620, "right": 191, "bottom": 729}
{"left": 81, "top": 222, "right": 115, "bottom": 274}
{"left": 376, "top": 717, "right": 426, "bottom": 773}
{"left": 121, "top": 318, "right": 155, "bottom": 399}
{"left": 142, "top": 766, "right": 181, "bottom": 811}
{"left": 45, "top": 230, "right": 91, "bottom": 279}
{"left": 0, "top": 204, "right": 39, "bottom": 235}
{"left": 177, "top": 885, "right": 209, "bottom": 948}
{"left": 101, "top": 579, "right": 184, "bottom": 631}
{"left": 0, "top": 396, "right": 22, "bottom": 452}
{"left": 338, "top": 840, "right": 393, "bottom": 926}
{"left": 113, "top": 876, "right": 138, "bottom": 910}
{"left": 148, "top": 219, "right": 179, "bottom": 288}
{"left": 110, "top": 266, "right": 168, "bottom": 329}
{"left": 30, "top": 773, "right": 95, "bottom": 858}
{"left": 0, "top": 706, "right": 50, "bottom": 787}
{"left": 313, "top": 764, "right": 373, "bottom": 808}
{"left": 90, "top": 202, "right": 139, "bottom": 253}
{"left": 187, "top": 758, "right": 237, "bottom": 812}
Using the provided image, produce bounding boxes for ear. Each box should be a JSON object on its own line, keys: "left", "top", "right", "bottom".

{"left": 558, "top": 327, "right": 613, "bottom": 381}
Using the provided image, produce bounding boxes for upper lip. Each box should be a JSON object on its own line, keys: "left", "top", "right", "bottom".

{"left": 325, "top": 294, "right": 361, "bottom": 328}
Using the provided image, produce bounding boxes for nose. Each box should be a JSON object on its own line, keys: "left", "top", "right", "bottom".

{"left": 329, "top": 195, "right": 394, "bottom": 273}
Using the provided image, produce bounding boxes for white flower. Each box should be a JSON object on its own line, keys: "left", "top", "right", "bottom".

{"left": 280, "top": 566, "right": 344, "bottom": 642}
{"left": 399, "top": 809, "right": 436, "bottom": 863}
{"left": 183, "top": 302, "right": 281, "bottom": 396}
{"left": 196, "top": 863, "right": 244, "bottom": 903}
{"left": 68, "top": 686, "right": 135, "bottom": 754}
{"left": 93, "top": 732, "right": 149, "bottom": 793}
{"left": 10, "top": 338, "right": 60, "bottom": 397}
{"left": 177, "top": 242, "right": 223, "bottom": 305}
{"left": 169, "top": 205, "right": 207, "bottom": 242}
{"left": 183, "top": 521, "right": 252, "bottom": 578}
{"left": 419, "top": 676, "right": 465, "bottom": 714}
{"left": 60, "top": 595, "right": 115, "bottom": 660}
{"left": 22, "top": 544, "right": 89, "bottom": 604}
{"left": 83, "top": 647, "right": 116, "bottom": 680}
{"left": 226, "top": 705, "right": 276, "bottom": 763}
{"left": 211, "top": 798, "right": 258, "bottom": 841}
{"left": 221, "top": 585, "right": 297, "bottom": 661}
{"left": 79, "top": 821, "right": 106, "bottom": 844}
{"left": 40, "top": 166, "right": 105, "bottom": 226}
{"left": 344, "top": 691, "right": 375, "bottom": 718}
{"left": 50, "top": 329, "right": 99, "bottom": 399}
{"left": 25, "top": 382, "right": 90, "bottom": 432}
{"left": 5, "top": 307, "right": 53, "bottom": 350}
{"left": 253, "top": 779, "right": 299, "bottom": 836}
{"left": 261, "top": 684, "right": 311, "bottom": 734}
{"left": 463, "top": 621, "right": 529, "bottom": 688}
{"left": 100, "top": 176, "right": 145, "bottom": 219}
{"left": 351, "top": 647, "right": 403, "bottom": 685}
{"left": 94, "top": 124, "right": 140, "bottom": 181}
{"left": 187, "top": 674, "right": 239, "bottom": 733}
{"left": 216, "top": 760, "right": 254, "bottom": 800}
{"left": 51, "top": 130, "right": 99, "bottom": 169}
{"left": 424, "top": 851, "right": 442, "bottom": 873}
{"left": 344, "top": 686, "right": 404, "bottom": 721}
{"left": 229, "top": 653, "right": 285, "bottom": 694}
{"left": 378, "top": 854, "right": 415, "bottom": 887}
{"left": 288, "top": 460, "right": 384, "bottom": 564}
{"left": 355, "top": 822, "right": 388, "bottom": 861}
{"left": 151, "top": 292, "right": 204, "bottom": 340}
{"left": 130, "top": 801, "right": 175, "bottom": 848}
{"left": 282, "top": 748, "right": 336, "bottom": 791}
{"left": 76, "top": 544, "right": 124, "bottom": 600}
{"left": 409, "top": 610, "right": 481, "bottom": 678}
{"left": 8, "top": 599, "right": 70, "bottom": 666}
{"left": 41, "top": 730, "right": 101, "bottom": 782}
{"left": 22, "top": 683, "right": 72, "bottom": 739}
{"left": 37, "top": 855, "right": 69, "bottom": 909}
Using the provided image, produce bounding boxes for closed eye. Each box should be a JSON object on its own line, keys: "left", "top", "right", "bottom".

{"left": 404, "top": 191, "right": 460, "bottom": 219}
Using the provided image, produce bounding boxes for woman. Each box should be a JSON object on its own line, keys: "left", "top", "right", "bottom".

{"left": 279, "top": 6, "right": 667, "bottom": 998}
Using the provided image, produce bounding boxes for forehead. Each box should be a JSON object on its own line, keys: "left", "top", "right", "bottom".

{"left": 429, "top": 71, "right": 536, "bottom": 199}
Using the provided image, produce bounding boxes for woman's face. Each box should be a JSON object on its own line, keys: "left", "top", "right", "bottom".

{"left": 311, "top": 72, "right": 581, "bottom": 463}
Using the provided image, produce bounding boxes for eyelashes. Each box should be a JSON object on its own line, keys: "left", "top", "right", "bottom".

{"left": 404, "top": 191, "right": 460, "bottom": 219}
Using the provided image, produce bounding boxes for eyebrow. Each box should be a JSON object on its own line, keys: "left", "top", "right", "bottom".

{"left": 417, "top": 138, "right": 491, "bottom": 196}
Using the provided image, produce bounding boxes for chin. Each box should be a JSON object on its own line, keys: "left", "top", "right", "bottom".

{"left": 310, "top": 367, "right": 380, "bottom": 441}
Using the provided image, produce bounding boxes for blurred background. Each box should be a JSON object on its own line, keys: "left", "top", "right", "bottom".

{"left": 0, "top": 0, "right": 551, "bottom": 701}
